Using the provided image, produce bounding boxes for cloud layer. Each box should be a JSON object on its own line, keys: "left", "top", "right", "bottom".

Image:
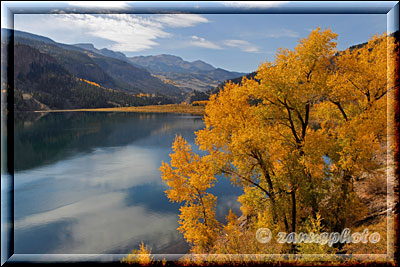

{"left": 15, "top": 14, "right": 210, "bottom": 52}
{"left": 224, "top": 39, "right": 259, "bottom": 52}
{"left": 190, "top": 35, "right": 222, "bottom": 50}
{"left": 59, "top": 14, "right": 169, "bottom": 51}
{"left": 154, "top": 14, "right": 209, "bottom": 28}
{"left": 14, "top": 14, "right": 297, "bottom": 55}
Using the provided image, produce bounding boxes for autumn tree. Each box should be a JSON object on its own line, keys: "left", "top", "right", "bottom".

{"left": 160, "top": 135, "right": 219, "bottom": 253}
{"left": 316, "top": 32, "right": 397, "bottom": 231}
{"left": 194, "top": 29, "right": 340, "bottom": 248}
{"left": 160, "top": 28, "right": 396, "bottom": 256}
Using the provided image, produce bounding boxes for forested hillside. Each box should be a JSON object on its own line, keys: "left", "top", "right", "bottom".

{"left": 12, "top": 44, "right": 174, "bottom": 110}
{"left": 0, "top": 29, "right": 185, "bottom": 111}
{"left": 10, "top": 33, "right": 183, "bottom": 95}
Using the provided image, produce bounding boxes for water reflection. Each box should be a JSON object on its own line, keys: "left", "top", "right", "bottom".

{"left": 14, "top": 112, "right": 242, "bottom": 254}
{"left": 14, "top": 112, "right": 204, "bottom": 172}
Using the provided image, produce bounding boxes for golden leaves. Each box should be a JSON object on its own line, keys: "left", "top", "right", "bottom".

{"left": 159, "top": 28, "right": 393, "bottom": 257}
{"left": 160, "top": 135, "right": 219, "bottom": 252}
{"left": 121, "top": 242, "right": 153, "bottom": 265}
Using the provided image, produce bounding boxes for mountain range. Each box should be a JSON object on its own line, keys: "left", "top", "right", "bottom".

{"left": 2, "top": 29, "right": 246, "bottom": 111}
{"left": 129, "top": 54, "right": 246, "bottom": 92}
{"left": 6, "top": 29, "right": 183, "bottom": 95}
{"left": 11, "top": 43, "right": 175, "bottom": 110}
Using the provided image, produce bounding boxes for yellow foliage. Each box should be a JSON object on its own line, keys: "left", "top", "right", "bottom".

{"left": 159, "top": 28, "right": 395, "bottom": 260}
{"left": 121, "top": 242, "right": 153, "bottom": 265}
{"left": 160, "top": 135, "right": 219, "bottom": 253}
{"left": 296, "top": 213, "right": 338, "bottom": 255}
{"left": 138, "top": 93, "right": 151, "bottom": 98}
{"left": 78, "top": 78, "right": 101, "bottom": 88}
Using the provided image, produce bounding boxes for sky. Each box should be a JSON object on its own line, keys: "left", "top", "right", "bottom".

{"left": 8, "top": 1, "right": 396, "bottom": 73}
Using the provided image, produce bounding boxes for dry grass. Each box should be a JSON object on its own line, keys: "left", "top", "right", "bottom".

{"left": 36, "top": 104, "right": 205, "bottom": 115}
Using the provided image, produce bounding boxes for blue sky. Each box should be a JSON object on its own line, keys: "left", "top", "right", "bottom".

{"left": 9, "top": 1, "right": 396, "bottom": 73}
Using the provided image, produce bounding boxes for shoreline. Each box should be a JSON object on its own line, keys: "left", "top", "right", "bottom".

{"left": 31, "top": 104, "right": 205, "bottom": 116}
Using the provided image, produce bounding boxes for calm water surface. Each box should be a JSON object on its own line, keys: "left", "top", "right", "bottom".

{"left": 14, "top": 112, "right": 242, "bottom": 254}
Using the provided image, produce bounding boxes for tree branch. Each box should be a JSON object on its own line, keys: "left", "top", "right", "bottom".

{"left": 221, "top": 169, "right": 272, "bottom": 198}
{"left": 330, "top": 99, "right": 348, "bottom": 121}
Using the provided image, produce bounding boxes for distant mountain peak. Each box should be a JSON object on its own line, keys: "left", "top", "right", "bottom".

{"left": 129, "top": 54, "right": 218, "bottom": 74}
{"left": 2, "top": 28, "right": 56, "bottom": 44}
{"left": 74, "top": 43, "right": 96, "bottom": 50}
{"left": 156, "top": 54, "right": 181, "bottom": 58}
{"left": 191, "top": 59, "right": 206, "bottom": 64}
{"left": 72, "top": 43, "right": 128, "bottom": 62}
{"left": 190, "top": 60, "right": 215, "bottom": 71}
{"left": 128, "top": 54, "right": 246, "bottom": 92}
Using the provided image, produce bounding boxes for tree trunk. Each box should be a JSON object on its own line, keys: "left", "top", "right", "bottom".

{"left": 290, "top": 189, "right": 297, "bottom": 254}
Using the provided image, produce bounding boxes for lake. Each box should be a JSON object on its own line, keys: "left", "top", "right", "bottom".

{"left": 13, "top": 112, "right": 242, "bottom": 256}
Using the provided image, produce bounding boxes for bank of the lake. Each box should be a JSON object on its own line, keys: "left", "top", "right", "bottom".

{"left": 34, "top": 104, "right": 205, "bottom": 116}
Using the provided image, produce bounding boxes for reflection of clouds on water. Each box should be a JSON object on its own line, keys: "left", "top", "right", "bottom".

{"left": 14, "top": 143, "right": 186, "bottom": 254}
{"left": 14, "top": 142, "right": 242, "bottom": 254}
{"left": 15, "top": 145, "right": 162, "bottom": 190}
{"left": 150, "top": 117, "right": 204, "bottom": 136}
{"left": 13, "top": 113, "right": 238, "bottom": 255}
{"left": 55, "top": 200, "right": 182, "bottom": 254}
{"left": 15, "top": 191, "right": 182, "bottom": 254}
{"left": 15, "top": 218, "right": 77, "bottom": 254}
{"left": 15, "top": 192, "right": 126, "bottom": 230}
{"left": 78, "top": 145, "right": 162, "bottom": 189}
{"left": 216, "top": 195, "right": 242, "bottom": 222}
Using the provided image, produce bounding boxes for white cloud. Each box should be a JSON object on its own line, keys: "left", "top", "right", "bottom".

{"left": 154, "top": 14, "right": 209, "bottom": 28}
{"left": 224, "top": 39, "right": 259, "bottom": 53}
{"left": 190, "top": 35, "right": 222, "bottom": 50}
{"left": 239, "top": 28, "right": 299, "bottom": 40}
{"left": 15, "top": 14, "right": 210, "bottom": 53}
{"left": 56, "top": 14, "right": 170, "bottom": 52}
{"left": 264, "top": 29, "right": 300, "bottom": 38}
{"left": 222, "top": 1, "right": 289, "bottom": 8}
